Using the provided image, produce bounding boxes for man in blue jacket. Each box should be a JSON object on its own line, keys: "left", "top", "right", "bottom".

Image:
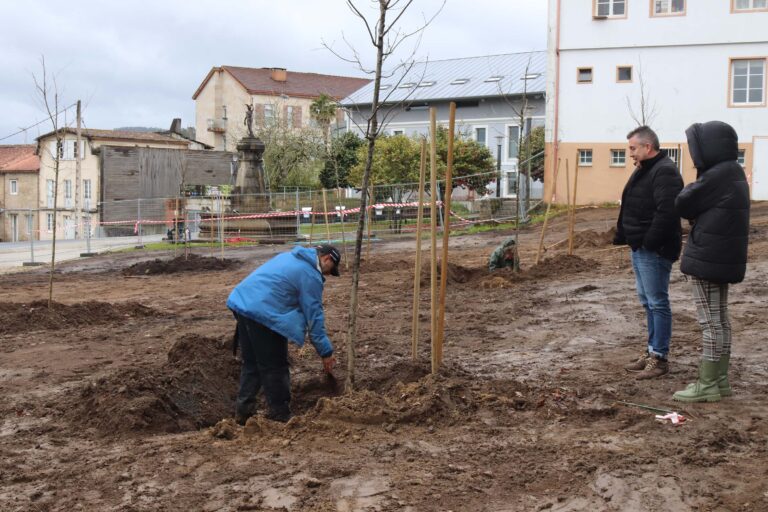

{"left": 227, "top": 244, "right": 340, "bottom": 424}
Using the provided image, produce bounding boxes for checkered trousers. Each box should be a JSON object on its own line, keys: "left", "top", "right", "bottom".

{"left": 691, "top": 277, "right": 731, "bottom": 362}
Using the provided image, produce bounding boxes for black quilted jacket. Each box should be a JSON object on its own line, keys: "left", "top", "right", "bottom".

{"left": 676, "top": 121, "right": 750, "bottom": 283}
{"left": 614, "top": 151, "right": 684, "bottom": 261}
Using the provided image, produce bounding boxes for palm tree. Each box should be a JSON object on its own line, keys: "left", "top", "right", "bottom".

{"left": 309, "top": 93, "right": 338, "bottom": 141}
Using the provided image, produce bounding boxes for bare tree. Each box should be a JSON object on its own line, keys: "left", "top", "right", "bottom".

{"left": 625, "top": 58, "right": 659, "bottom": 127}
{"left": 33, "top": 56, "right": 68, "bottom": 308}
{"left": 325, "top": 0, "right": 444, "bottom": 388}
{"left": 495, "top": 56, "right": 537, "bottom": 271}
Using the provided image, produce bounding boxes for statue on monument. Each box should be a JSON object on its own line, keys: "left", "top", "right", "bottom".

{"left": 244, "top": 104, "right": 255, "bottom": 137}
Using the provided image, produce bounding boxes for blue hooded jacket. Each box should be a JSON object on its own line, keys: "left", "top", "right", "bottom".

{"left": 226, "top": 246, "right": 333, "bottom": 357}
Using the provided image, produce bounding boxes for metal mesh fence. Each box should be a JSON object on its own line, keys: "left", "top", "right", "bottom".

{"left": 1, "top": 171, "right": 544, "bottom": 264}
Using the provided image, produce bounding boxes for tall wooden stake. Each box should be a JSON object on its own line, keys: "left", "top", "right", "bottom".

{"left": 338, "top": 188, "right": 348, "bottom": 270}
{"left": 411, "top": 139, "right": 427, "bottom": 361}
{"left": 437, "top": 102, "right": 456, "bottom": 364}
{"left": 366, "top": 180, "right": 374, "bottom": 260}
{"left": 429, "top": 107, "right": 439, "bottom": 374}
{"left": 564, "top": 159, "right": 571, "bottom": 255}
{"left": 322, "top": 188, "right": 332, "bottom": 244}
{"left": 535, "top": 158, "right": 561, "bottom": 264}
{"left": 568, "top": 153, "right": 580, "bottom": 256}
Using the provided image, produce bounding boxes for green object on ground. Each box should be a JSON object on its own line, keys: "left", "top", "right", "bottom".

{"left": 616, "top": 400, "right": 675, "bottom": 414}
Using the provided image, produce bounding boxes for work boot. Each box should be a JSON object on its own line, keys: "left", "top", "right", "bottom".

{"left": 624, "top": 352, "right": 650, "bottom": 372}
{"left": 235, "top": 412, "right": 252, "bottom": 426}
{"left": 265, "top": 406, "right": 292, "bottom": 423}
{"left": 635, "top": 355, "right": 668, "bottom": 380}
{"left": 717, "top": 354, "right": 732, "bottom": 397}
{"left": 673, "top": 360, "right": 721, "bottom": 402}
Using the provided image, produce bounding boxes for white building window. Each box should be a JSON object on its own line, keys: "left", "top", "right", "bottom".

{"left": 84, "top": 179, "right": 92, "bottom": 199}
{"left": 611, "top": 149, "right": 626, "bottom": 166}
{"left": 46, "top": 213, "right": 54, "bottom": 232}
{"left": 507, "top": 126, "right": 520, "bottom": 159}
{"left": 64, "top": 179, "right": 72, "bottom": 207}
{"left": 617, "top": 66, "right": 633, "bottom": 82}
{"left": 577, "top": 67, "right": 593, "bottom": 83}
{"left": 474, "top": 127, "right": 487, "bottom": 146}
{"left": 731, "top": 59, "right": 765, "bottom": 105}
{"left": 10, "top": 179, "right": 18, "bottom": 195}
{"left": 737, "top": 149, "right": 746, "bottom": 166}
{"left": 264, "top": 104, "right": 275, "bottom": 124}
{"left": 653, "top": 0, "right": 685, "bottom": 15}
{"left": 662, "top": 147, "right": 681, "bottom": 170}
{"left": 579, "top": 149, "right": 593, "bottom": 166}
{"left": 46, "top": 179, "right": 55, "bottom": 208}
{"left": 595, "top": 0, "right": 626, "bottom": 17}
{"left": 734, "top": 0, "right": 767, "bottom": 11}
{"left": 391, "top": 129, "right": 404, "bottom": 136}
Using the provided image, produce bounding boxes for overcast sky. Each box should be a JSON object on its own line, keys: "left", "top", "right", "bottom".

{"left": 0, "top": 0, "right": 547, "bottom": 145}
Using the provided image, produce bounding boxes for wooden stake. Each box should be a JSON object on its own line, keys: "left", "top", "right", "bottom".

{"left": 564, "top": 159, "right": 571, "bottom": 255}
{"left": 366, "top": 180, "right": 373, "bottom": 260}
{"left": 308, "top": 197, "right": 315, "bottom": 246}
{"left": 535, "top": 158, "right": 561, "bottom": 264}
{"left": 175, "top": 197, "right": 179, "bottom": 258}
{"left": 568, "top": 152, "right": 580, "bottom": 256}
{"left": 322, "top": 188, "right": 331, "bottom": 244}
{"left": 411, "top": 139, "right": 427, "bottom": 361}
{"left": 429, "top": 107, "right": 439, "bottom": 374}
{"left": 338, "top": 188, "right": 348, "bottom": 270}
{"left": 437, "top": 102, "right": 456, "bottom": 364}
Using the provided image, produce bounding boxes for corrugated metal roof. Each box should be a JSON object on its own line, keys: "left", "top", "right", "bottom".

{"left": 341, "top": 51, "right": 546, "bottom": 106}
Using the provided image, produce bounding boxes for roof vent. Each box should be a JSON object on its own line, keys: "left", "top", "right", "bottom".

{"left": 484, "top": 76, "right": 503, "bottom": 83}
{"left": 450, "top": 78, "right": 470, "bottom": 85}
{"left": 270, "top": 68, "right": 287, "bottom": 82}
{"left": 521, "top": 73, "right": 541, "bottom": 80}
{"left": 417, "top": 81, "right": 435, "bottom": 87}
{"left": 398, "top": 82, "right": 416, "bottom": 89}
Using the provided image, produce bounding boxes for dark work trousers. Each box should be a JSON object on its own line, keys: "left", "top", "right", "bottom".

{"left": 234, "top": 313, "right": 291, "bottom": 421}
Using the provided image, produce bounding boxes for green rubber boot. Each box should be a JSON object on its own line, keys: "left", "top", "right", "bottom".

{"left": 717, "top": 354, "right": 732, "bottom": 397}
{"left": 673, "top": 360, "right": 721, "bottom": 403}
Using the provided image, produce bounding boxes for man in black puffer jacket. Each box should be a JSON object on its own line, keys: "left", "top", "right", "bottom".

{"left": 672, "top": 121, "right": 750, "bottom": 403}
{"left": 614, "top": 126, "right": 683, "bottom": 380}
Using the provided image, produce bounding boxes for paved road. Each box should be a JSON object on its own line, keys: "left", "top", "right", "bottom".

{"left": 0, "top": 235, "right": 164, "bottom": 273}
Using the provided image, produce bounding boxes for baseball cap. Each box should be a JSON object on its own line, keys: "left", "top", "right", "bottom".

{"left": 317, "top": 245, "right": 341, "bottom": 276}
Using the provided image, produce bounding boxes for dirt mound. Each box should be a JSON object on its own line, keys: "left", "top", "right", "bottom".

{"left": 0, "top": 300, "right": 157, "bottom": 335}
{"left": 359, "top": 258, "right": 413, "bottom": 273}
{"left": 65, "top": 334, "right": 239, "bottom": 436}
{"left": 419, "top": 261, "right": 478, "bottom": 286}
{"left": 572, "top": 227, "right": 616, "bottom": 248}
{"left": 526, "top": 254, "right": 598, "bottom": 278}
{"left": 122, "top": 254, "right": 241, "bottom": 275}
{"left": 474, "top": 255, "right": 597, "bottom": 288}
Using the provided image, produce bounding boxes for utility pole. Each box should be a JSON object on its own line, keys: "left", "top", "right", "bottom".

{"left": 74, "top": 100, "right": 82, "bottom": 239}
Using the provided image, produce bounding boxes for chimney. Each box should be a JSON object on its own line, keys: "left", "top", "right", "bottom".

{"left": 270, "top": 68, "right": 287, "bottom": 82}
{"left": 170, "top": 118, "right": 182, "bottom": 134}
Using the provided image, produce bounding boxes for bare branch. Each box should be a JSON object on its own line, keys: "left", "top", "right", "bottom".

{"left": 346, "top": 0, "right": 378, "bottom": 46}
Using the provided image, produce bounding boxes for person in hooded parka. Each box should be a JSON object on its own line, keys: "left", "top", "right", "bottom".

{"left": 673, "top": 121, "right": 750, "bottom": 403}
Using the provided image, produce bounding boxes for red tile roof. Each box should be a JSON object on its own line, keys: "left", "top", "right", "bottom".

{"left": 192, "top": 66, "right": 370, "bottom": 100}
{"left": 36, "top": 128, "right": 189, "bottom": 145}
{"left": 0, "top": 145, "right": 39, "bottom": 173}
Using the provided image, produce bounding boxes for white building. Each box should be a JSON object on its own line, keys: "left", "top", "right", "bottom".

{"left": 545, "top": 0, "right": 768, "bottom": 204}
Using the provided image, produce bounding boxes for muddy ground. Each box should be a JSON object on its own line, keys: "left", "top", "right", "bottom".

{"left": 1, "top": 205, "right": 768, "bottom": 511}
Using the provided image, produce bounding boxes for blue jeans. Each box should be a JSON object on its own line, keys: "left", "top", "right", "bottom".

{"left": 631, "top": 248, "right": 673, "bottom": 359}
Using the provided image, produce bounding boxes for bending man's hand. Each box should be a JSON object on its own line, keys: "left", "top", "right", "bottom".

{"left": 322, "top": 355, "right": 336, "bottom": 374}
